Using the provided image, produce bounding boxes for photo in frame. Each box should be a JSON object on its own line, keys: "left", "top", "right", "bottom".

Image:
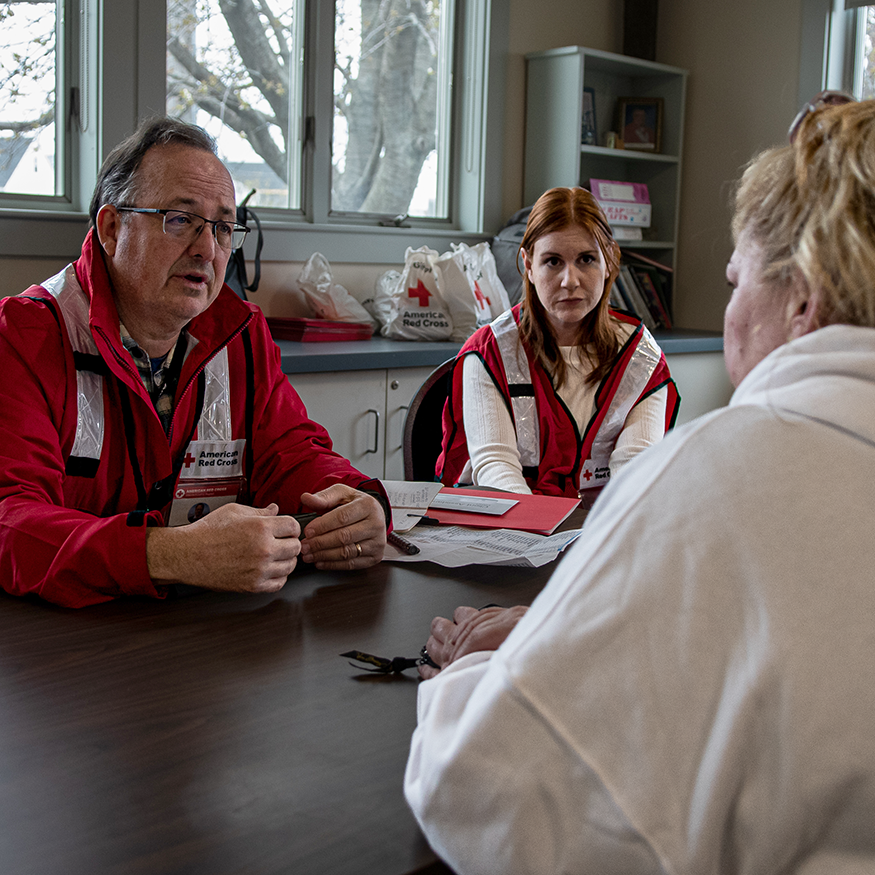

{"left": 581, "top": 86, "right": 597, "bottom": 145}
{"left": 617, "top": 97, "right": 663, "bottom": 152}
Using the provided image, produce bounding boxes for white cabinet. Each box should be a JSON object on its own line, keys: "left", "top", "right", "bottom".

{"left": 290, "top": 353, "right": 733, "bottom": 481}
{"left": 525, "top": 46, "right": 687, "bottom": 276}
{"left": 664, "top": 351, "right": 733, "bottom": 426}
{"left": 289, "top": 366, "right": 435, "bottom": 480}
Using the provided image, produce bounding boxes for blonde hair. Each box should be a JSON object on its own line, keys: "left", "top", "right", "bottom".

{"left": 732, "top": 99, "right": 875, "bottom": 327}
{"left": 518, "top": 187, "right": 622, "bottom": 387}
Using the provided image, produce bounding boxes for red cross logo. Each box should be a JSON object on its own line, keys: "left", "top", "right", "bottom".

{"left": 408, "top": 279, "right": 432, "bottom": 307}
{"left": 473, "top": 281, "right": 490, "bottom": 309}
{"left": 183, "top": 452, "right": 197, "bottom": 469}
{"left": 582, "top": 469, "right": 592, "bottom": 481}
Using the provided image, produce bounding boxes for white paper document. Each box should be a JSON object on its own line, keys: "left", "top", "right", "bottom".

{"left": 380, "top": 480, "right": 444, "bottom": 533}
{"left": 383, "top": 524, "right": 582, "bottom": 568}
{"left": 428, "top": 493, "right": 518, "bottom": 515}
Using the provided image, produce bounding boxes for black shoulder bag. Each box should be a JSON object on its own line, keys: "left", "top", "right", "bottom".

{"left": 224, "top": 189, "right": 263, "bottom": 301}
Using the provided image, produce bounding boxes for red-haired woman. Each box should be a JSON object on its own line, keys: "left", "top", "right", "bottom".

{"left": 437, "top": 186, "right": 679, "bottom": 497}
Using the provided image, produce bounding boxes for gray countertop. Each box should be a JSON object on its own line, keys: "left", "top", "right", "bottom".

{"left": 276, "top": 329, "right": 724, "bottom": 374}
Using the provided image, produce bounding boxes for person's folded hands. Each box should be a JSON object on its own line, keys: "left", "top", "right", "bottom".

{"left": 147, "top": 502, "right": 301, "bottom": 592}
{"left": 297, "top": 484, "right": 386, "bottom": 569}
{"left": 418, "top": 604, "right": 529, "bottom": 679}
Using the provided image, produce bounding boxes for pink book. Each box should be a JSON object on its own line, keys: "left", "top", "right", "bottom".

{"left": 589, "top": 179, "right": 650, "bottom": 204}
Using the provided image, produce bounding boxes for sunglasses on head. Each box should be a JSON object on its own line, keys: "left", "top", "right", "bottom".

{"left": 788, "top": 90, "right": 857, "bottom": 143}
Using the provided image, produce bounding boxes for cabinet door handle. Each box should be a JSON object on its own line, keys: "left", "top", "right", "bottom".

{"left": 396, "top": 404, "right": 409, "bottom": 450}
{"left": 365, "top": 408, "right": 380, "bottom": 454}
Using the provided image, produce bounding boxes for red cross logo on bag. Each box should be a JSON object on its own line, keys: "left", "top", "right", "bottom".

{"left": 408, "top": 279, "right": 432, "bottom": 307}
{"left": 473, "top": 281, "right": 491, "bottom": 309}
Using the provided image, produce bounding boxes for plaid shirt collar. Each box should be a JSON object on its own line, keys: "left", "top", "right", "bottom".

{"left": 120, "top": 323, "right": 187, "bottom": 435}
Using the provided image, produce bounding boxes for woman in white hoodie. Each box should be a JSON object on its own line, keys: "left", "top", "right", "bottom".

{"left": 405, "top": 95, "right": 875, "bottom": 875}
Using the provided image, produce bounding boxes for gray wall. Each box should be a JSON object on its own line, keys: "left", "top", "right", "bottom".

{"left": 502, "top": 0, "right": 622, "bottom": 221}
{"left": 659, "top": 0, "right": 803, "bottom": 330}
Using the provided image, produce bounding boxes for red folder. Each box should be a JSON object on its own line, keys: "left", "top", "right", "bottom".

{"left": 267, "top": 316, "right": 374, "bottom": 342}
{"left": 427, "top": 488, "right": 580, "bottom": 535}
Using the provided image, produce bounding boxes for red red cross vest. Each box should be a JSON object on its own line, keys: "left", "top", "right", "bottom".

{"left": 40, "top": 265, "right": 246, "bottom": 525}
{"left": 437, "top": 305, "right": 679, "bottom": 497}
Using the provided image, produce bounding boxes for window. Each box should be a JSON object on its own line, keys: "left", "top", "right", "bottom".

{"left": 846, "top": 3, "right": 875, "bottom": 97}
{"left": 166, "top": 0, "right": 305, "bottom": 211}
{"left": 800, "top": 0, "right": 875, "bottom": 102}
{"left": 165, "top": 0, "right": 455, "bottom": 222}
{"left": 0, "top": 0, "right": 60, "bottom": 198}
{"left": 331, "top": 0, "right": 453, "bottom": 219}
{"left": 0, "top": 0, "right": 506, "bottom": 262}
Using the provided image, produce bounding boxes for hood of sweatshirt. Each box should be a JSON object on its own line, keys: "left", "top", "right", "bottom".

{"left": 730, "top": 323, "right": 875, "bottom": 449}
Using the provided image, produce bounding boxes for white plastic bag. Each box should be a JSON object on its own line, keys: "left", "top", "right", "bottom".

{"left": 433, "top": 242, "right": 511, "bottom": 341}
{"left": 298, "top": 252, "right": 376, "bottom": 324}
{"left": 372, "top": 246, "right": 453, "bottom": 340}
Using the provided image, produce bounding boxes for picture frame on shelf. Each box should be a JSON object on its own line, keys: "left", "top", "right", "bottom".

{"left": 581, "top": 86, "right": 597, "bottom": 145}
{"left": 617, "top": 97, "right": 663, "bottom": 152}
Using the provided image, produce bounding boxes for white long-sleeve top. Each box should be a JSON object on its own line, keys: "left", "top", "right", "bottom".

{"left": 461, "top": 340, "right": 668, "bottom": 494}
{"left": 406, "top": 325, "right": 875, "bottom": 875}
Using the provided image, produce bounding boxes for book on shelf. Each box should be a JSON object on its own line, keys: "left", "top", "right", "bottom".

{"left": 621, "top": 248, "right": 673, "bottom": 274}
{"left": 611, "top": 226, "right": 643, "bottom": 241}
{"left": 617, "top": 265, "right": 658, "bottom": 331}
{"left": 610, "top": 270, "right": 635, "bottom": 314}
{"left": 602, "top": 202, "right": 651, "bottom": 227}
{"left": 590, "top": 178, "right": 652, "bottom": 228}
{"left": 632, "top": 268, "right": 673, "bottom": 330}
{"left": 609, "top": 281, "right": 626, "bottom": 311}
{"left": 610, "top": 256, "right": 674, "bottom": 331}
{"left": 621, "top": 249, "right": 674, "bottom": 327}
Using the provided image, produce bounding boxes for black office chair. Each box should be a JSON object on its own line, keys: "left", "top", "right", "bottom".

{"left": 402, "top": 358, "right": 456, "bottom": 481}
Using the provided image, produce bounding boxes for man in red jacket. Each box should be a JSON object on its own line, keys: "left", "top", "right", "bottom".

{"left": 0, "top": 118, "right": 387, "bottom": 608}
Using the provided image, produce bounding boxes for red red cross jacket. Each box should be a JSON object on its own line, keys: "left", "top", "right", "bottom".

{"left": 437, "top": 305, "right": 679, "bottom": 497}
{"left": 0, "top": 231, "right": 376, "bottom": 607}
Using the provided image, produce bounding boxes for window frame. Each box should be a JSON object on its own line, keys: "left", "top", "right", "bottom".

{"left": 0, "top": 0, "right": 508, "bottom": 265}
{"left": 798, "top": 0, "right": 869, "bottom": 105}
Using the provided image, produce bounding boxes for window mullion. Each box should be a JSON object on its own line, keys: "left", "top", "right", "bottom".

{"left": 304, "top": 0, "right": 334, "bottom": 224}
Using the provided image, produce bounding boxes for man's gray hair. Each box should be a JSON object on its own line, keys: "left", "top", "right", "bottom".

{"left": 89, "top": 117, "right": 218, "bottom": 226}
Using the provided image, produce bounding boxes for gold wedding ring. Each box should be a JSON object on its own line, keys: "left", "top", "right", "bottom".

{"left": 355, "top": 542, "right": 362, "bottom": 556}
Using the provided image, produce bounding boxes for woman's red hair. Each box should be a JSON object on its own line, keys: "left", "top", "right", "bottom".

{"left": 518, "top": 187, "right": 622, "bottom": 387}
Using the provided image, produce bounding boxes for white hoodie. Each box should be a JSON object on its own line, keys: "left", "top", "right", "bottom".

{"left": 405, "top": 325, "right": 875, "bottom": 875}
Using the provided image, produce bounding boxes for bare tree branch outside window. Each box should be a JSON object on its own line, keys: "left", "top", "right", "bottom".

{"left": 0, "top": 0, "right": 57, "bottom": 195}
{"left": 166, "top": 0, "right": 446, "bottom": 217}
{"left": 0, "top": 0, "right": 449, "bottom": 214}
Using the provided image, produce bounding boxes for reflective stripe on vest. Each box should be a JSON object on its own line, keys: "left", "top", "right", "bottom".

{"left": 490, "top": 309, "right": 540, "bottom": 469}
{"left": 490, "top": 311, "right": 661, "bottom": 489}
{"left": 41, "top": 266, "right": 233, "bottom": 476}
{"left": 42, "top": 266, "right": 106, "bottom": 473}
{"left": 581, "top": 326, "right": 661, "bottom": 486}
{"left": 199, "top": 346, "right": 232, "bottom": 441}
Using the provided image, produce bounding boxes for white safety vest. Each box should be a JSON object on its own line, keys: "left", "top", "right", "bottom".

{"left": 489, "top": 308, "right": 663, "bottom": 489}
{"left": 39, "top": 265, "right": 237, "bottom": 476}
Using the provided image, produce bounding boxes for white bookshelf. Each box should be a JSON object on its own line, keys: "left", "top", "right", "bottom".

{"left": 524, "top": 46, "right": 687, "bottom": 274}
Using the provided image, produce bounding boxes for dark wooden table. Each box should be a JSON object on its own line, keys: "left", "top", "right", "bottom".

{"left": 0, "top": 554, "right": 562, "bottom": 875}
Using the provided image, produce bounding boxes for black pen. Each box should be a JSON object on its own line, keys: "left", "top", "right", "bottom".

{"left": 293, "top": 511, "right": 319, "bottom": 528}
{"left": 405, "top": 514, "right": 441, "bottom": 526}
{"left": 387, "top": 532, "right": 420, "bottom": 555}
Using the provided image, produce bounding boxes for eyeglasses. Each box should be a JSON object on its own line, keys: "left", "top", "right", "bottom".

{"left": 116, "top": 207, "right": 250, "bottom": 251}
{"left": 788, "top": 90, "right": 856, "bottom": 143}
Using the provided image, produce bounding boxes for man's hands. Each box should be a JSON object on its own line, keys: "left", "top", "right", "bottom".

{"left": 418, "top": 605, "right": 529, "bottom": 680}
{"left": 146, "top": 485, "right": 386, "bottom": 593}
{"left": 298, "top": 484, "right": 386, "bottom": 569}
{"left": 147, "top": 503, "right": 301, "bottom": 593}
